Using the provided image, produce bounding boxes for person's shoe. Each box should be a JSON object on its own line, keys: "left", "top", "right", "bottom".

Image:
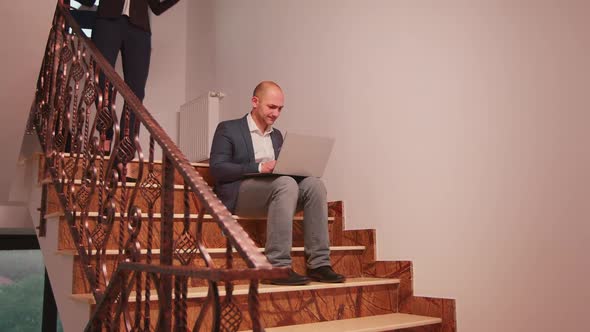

{"left": 307, "top": 266, "right": 346, "bottom": 283}
{"left": 262, "top": 269, "right": 310, "bottom": 286}
{"left": 101, "top": 139, "right": 112, "bottom": 156}
{"left": 125, "top": 162, "right": 138, "bottom": 183}
{"left": 113, "top": 165, "right": 137, "bottom": 183}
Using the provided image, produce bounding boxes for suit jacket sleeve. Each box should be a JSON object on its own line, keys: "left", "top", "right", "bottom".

{"left": 148, "top": 0, "right": 180, "bottom": 15}
{"left": 210, "top": 121, "right": 258, "bottom": 183}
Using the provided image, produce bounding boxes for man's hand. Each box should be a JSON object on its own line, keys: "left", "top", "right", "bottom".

{"left": 260, "top": 160, "right": 276, "bottom": 173}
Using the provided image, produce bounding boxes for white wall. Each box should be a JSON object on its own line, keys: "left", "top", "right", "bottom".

{"left": 140, "top": 1, "right": 187, "bottom": 152}
{"left": 0, "top": 2, "right": 55, "bottom": 233}
{"left": 0, "top": 206, "right": 34, "bottom": 235}
{"left": 186, "top": 0, "right": 216, "bottom": 101}
{"left": 209, "top": 1, "right": 590, "bottom": 331}
{"left": 0, "top": 2, "right": 55, "bottom": 202}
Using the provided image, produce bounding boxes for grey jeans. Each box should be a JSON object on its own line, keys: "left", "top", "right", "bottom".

{"left": 234, "top": 176, "right": 331, "bottom": 269}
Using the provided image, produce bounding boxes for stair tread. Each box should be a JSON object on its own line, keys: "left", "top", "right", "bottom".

{"left": 45, "top": 211, "right": 335, "bottom": 222}
{"left": 247, "top": 313, "right": 442, "bottom": 332}
{"left": 45, "top": 178, "right": 195, "bottom": 189}
{"left": 60, "top": 152, "right": 209, "bottom": 167}
{"left": 70, "top": 277, "right": 399, "bottom": 304}
{"left": 57, "top": 245, "right": 365, "bottom": 256}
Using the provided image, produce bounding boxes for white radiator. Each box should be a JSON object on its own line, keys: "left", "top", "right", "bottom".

{"left": 178, "top": 92, "right": 223, "bottom": 162}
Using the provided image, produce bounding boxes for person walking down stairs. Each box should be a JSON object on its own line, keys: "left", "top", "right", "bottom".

{"left": 79, "top": 0, "right": 180, "bottom": 153}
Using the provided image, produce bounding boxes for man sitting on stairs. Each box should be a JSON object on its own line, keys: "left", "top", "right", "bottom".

{"left": 209, "top": 81, "right": 345, "bottom": 286}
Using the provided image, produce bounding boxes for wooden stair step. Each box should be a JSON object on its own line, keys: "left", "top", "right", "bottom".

{"left": 43, "top": 178, "right": 198, "bottom": 189}
{"left": 51, "top": 212, "right": 341, "bottom": 252}
{"left": 57, "top": 245, "right": 364, "bottom": 256}
{"left": 59, "top": 153, "right": 209, "bottom": 167}
{"left": 44, "top": 178, "right": 212, "bottom": 214}
{"left": 46, "top": 211, "right": 335, "bottom": 222}
{"left": 70, "top": 277, "right": 399, "bottom": 304}
{"left": 66, "top": 245, "right": 365, "bottom": 294}
{"left": 42, "top": 153, "right": 213, "bottom": 186}
{"left": 247, "top": 313, "right": 442, "bottom": 332}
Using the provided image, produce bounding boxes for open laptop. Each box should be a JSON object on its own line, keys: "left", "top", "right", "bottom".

{"left": 249, "top": 132, "right": 335, "bottom": 178}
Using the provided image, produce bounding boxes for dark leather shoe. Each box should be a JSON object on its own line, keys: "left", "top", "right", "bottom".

{"left": 307, "top": 266, "right": 346, "bottom": 283}
{"left": 263, "top": 269, "right": 310, "bottom": 286}
{"left": 125, "top": 176, "right": 137, "bottom": 183}
{"left": 102, "top": 139, "right": 112, "bottom": 156}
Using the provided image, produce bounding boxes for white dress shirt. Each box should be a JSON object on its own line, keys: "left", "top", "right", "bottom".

{"left": 122, "top": 0, "right": 130, "bottom": 16}
{"left": 246, "top": 113, "right": 275, "bottom": 172}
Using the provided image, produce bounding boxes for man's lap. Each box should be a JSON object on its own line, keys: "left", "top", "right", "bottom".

{"left": 234, "top": 176, "right": 325, "bottom": 218}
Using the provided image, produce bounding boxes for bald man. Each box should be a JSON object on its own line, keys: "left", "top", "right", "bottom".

{"left": 209, "top": 81, "right": 345, "bottom": 285}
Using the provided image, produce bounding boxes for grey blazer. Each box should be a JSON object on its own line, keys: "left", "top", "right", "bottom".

{"left": 209, "top": 114, "right": 283, "bottom": 213}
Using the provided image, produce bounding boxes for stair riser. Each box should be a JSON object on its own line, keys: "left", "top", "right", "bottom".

{"left": 88, "top": 284, "right": 399, "bottom": 331}
{"left": 41, "top": 156, "right": 214, "bottom": 187}
{"left": 56, "top": 217, "right": 341, "bottom": 251}
{"left": 58, "top": 217, "right": 251, "bottom": 250}
{"left": 70, "top": 250, "right": 364, "bottom": 294}
{"left": 46, "top": 183, "right": 203, "bottom": 215}
{"left": 44, "top": 170, "right": 343, "bottom": 229}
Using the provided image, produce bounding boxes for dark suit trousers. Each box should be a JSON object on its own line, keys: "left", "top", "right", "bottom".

{"left": 93, "top": 16, "right": 151, "bottom": 141}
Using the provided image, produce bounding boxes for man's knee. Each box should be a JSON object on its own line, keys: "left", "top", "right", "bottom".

{"left": 299, "top": 177, "right": 327, "bottom": 198}
{"left": 271, "top": 176, "right": 299, "bottom": 197}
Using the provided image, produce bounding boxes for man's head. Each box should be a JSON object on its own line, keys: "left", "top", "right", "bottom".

{"left": 251, "top": 81, "right": 284, "bottom": 132}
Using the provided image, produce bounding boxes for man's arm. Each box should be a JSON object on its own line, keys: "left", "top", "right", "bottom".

{"left": 209, "top": 122, "right": 258, "bottom": 183}
{"left": 148, "top": 0, "right": 180, "bottom": 16}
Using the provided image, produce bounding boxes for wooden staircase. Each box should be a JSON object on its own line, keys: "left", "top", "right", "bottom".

{"left": 22, "top": 2, "right": 456, "bottom": 330}
{"left": 32, "top": 155, "right": 455, "bottom": 331}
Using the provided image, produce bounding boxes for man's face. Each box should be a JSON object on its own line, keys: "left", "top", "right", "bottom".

{"left": 251, "top": 87, "right": 284, "bottom": 129}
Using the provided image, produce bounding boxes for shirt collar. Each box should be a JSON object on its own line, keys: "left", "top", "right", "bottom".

{"left": 247, "top": 112, "right": 273, "bottom": 136}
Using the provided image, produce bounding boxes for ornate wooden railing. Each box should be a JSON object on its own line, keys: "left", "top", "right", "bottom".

{"left": 27, "top": 1, "right": 287, "bottom": 331}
